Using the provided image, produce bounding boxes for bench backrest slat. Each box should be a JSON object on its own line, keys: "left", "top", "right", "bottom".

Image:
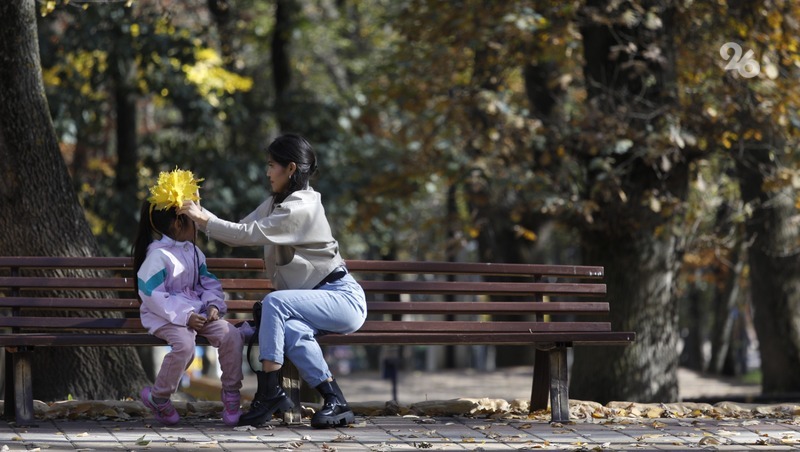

{"left": 0, "top": 257, "right": 604, "bottom": 279}
{"left": 0, "top": 278, "right": 606, "bottom": 297}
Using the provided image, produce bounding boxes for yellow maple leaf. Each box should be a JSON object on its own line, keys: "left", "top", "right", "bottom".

{"left": 148, "top": 168, "right": 204, "bottom": 211}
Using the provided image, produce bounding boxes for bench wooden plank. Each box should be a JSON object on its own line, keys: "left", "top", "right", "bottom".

{"left": 0, "top": 277, "right": 604, "bottom": 298}
{"left": 347, "top": 260, "right": 605, "bottom": 278}
{"left": 356, "top": 321, "right": 611, "bottom": 333}
{"left": 318, "top": 331, "right": 635, "bottom": 346}
{"left": 365, "top": 301, "right": 610, "bottom": 315}
{"left": 0, "top": 317, "right": 612, "bottom": 334}
{"left": 0, "top": 331, "right": 634, "bottom": 347}
{"left": 0, "top": 298, "right": 612, "bottom": 316}
{"left": 0, "top": 257, "right": 605, "bottom": 279}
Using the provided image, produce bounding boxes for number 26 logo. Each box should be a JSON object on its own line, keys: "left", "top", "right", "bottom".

{"left": 719, "top": 42, "right": 760, "bottom": 78}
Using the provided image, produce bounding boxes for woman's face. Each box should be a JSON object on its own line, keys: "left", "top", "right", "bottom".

{"left": 266, "top": 156, "right": 294, "bottom": 194}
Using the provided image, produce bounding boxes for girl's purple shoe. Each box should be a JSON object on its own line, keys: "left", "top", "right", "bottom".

{"left": 221, "top": 390, "right": 242, "bottom": 426}
{"left": 140, "top": 387, "right": 180, "bottom": 425}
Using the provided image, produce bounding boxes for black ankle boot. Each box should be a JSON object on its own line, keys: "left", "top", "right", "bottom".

{"left": 310, "top": 379, "right": 355, "bottom": 429}
{"left": 238, "top": 370, "right": 294, "bottom": 426}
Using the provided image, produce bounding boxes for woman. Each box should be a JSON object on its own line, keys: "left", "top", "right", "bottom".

{"left": 180, "top": 134, "right": 367, "bottom": 428}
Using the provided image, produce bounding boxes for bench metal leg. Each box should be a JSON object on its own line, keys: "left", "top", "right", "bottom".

{"left": 549, "top": 345, "right": 569, "bottom": 423}
{"left": 3, "top": 349, "right": 15, "bottom": 420}
{"left": 281, "top": 361, "right": 303, "bottom": 424}
{"left": 530, "top": 349, "right": 550, "bottom": 412}
{"left": 4, "top": 348, "right": 36, "bottom": 426}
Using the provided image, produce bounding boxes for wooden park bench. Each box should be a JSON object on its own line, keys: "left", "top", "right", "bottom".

{"left": 0, "top": 256, "right": 634, "bottom": 426}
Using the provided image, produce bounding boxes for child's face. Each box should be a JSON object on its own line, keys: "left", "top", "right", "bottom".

{"left": 173, "top": 216, "right": 197, "bottom": 242}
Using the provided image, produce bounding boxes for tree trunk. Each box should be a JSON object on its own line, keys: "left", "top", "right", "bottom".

{"left": 569, "top": 0, "right": 685, "bottom": 403}
{"left": 272, "top": 0, "right": 297, "bottom": 132}
{"left": 0, "top": 0, "right": 150, "bottom": 401}
{"left": 736, "top": 143, "right": 800, "bottom": 394}
{"left": 708, "top": 236, "right": 745, "bottom": 375}
{"left": 680, "top": 272, "right": 706, "bottom": 372}
{"left": 111, "top": 7, "right": 139, "bottom": 249}
{"left": 572, "top": 228, "right": 680, "bottom": 403}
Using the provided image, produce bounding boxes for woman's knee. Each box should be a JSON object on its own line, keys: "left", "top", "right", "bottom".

{"left": 284, "top": 322, "right": 313, "bottom": 344}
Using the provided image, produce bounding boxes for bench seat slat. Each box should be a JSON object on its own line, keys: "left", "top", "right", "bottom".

{"left": 0, "top": 317, "right": 612, "bottom": 333}
{"left": 322, "top": 331, "right": 635, "bottom": 346}
{"left": 0, "top": 331, "right": 635, "bottom": 347}
{"left": 356, "top": 321, "right": 611, "bottom": 333}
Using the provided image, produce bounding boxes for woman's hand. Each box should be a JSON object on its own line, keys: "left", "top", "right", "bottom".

{"left": 187, "top": 312, "right": 207, "bottom": 330}
{"left": 207, "top": 306, "right": 220, "bottom": 321}
{"left": 180, "top": 200, "right": 210, "bottom": 229}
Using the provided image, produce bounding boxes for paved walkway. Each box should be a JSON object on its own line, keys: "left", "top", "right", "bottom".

{"left": 2, "top": 412, "right": 800, "bottom": 451}
{"left": 2, "top": 367, "right": 789, "bottom": 451}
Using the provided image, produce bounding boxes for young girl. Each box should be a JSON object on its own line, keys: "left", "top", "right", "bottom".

{"left": 180, "top": 134, "right": 367, "bottom": 428}
{"left": 133, "top": 168, "right": 244, "bottom": 426}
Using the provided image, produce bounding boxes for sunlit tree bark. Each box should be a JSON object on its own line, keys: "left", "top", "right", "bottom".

{"left": 0, "top": 0, "right": 149, "bottom": 401}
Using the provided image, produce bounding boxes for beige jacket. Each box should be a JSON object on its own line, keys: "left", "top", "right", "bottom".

{"left": 204, "top": 188, "right": 344, "bottom": 290}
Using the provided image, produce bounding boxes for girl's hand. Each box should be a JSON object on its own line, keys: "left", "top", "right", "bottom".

{"left": 207, "top": 306, "right": 220, "bottom": 321}
{"left": 187, "top": 312, "right": 207, "bottom": 330}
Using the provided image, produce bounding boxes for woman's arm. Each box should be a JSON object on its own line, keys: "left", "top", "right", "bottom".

{"left": 181, "top": 195, "right": 326, "bottom": 248}
{"left": 180, "top": 200, "right": 211, "bottom": 230}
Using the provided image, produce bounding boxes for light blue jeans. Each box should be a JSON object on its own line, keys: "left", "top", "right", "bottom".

{"left": 258, "top": 273, "right": 367, "bottom": 387}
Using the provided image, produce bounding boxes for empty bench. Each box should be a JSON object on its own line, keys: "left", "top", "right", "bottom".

{"left": 0, "top": 256, "right": 635, "bottom": 425}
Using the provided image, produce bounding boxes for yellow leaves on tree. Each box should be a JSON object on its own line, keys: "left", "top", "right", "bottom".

{"left": 42, "top": 50, "right": 108, "bottom": 101}
{"left": 182, "top": 48, "right": 253, "bottom": 107}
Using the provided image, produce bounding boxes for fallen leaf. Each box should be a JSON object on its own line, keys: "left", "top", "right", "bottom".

{"left": 636, "top": 434, "right": 665, "bottom": 441}
{"left": 698, "top": 437, "right": 720, "bottom": 446}
{"left": 645, "top": 408, "right": 662, "bottom": 418}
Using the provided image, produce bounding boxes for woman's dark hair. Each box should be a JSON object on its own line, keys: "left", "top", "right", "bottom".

{"left": 131, "top": 199, "right": 192, "bottom": 296}
{"left": 268, "top": 133, "right": 317, "bottom": 203}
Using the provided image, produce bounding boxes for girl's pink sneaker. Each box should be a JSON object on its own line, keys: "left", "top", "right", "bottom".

{"left": 140, "top": 387, "right": 180, "bottom": 425}
{"left": 221, "top": 390, "right": 242, "bottom": 426}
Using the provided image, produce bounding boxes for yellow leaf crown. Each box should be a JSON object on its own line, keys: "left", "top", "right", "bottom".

{"left": 147, "top": 168, "right": 204, "bottom": 211}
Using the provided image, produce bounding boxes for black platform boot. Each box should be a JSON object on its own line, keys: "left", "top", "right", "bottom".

{"left": 238, "top": 370, "right": 294, "bottom": 426}
{"left": 310, "top": 379, "right": 355, "bottom": 429}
